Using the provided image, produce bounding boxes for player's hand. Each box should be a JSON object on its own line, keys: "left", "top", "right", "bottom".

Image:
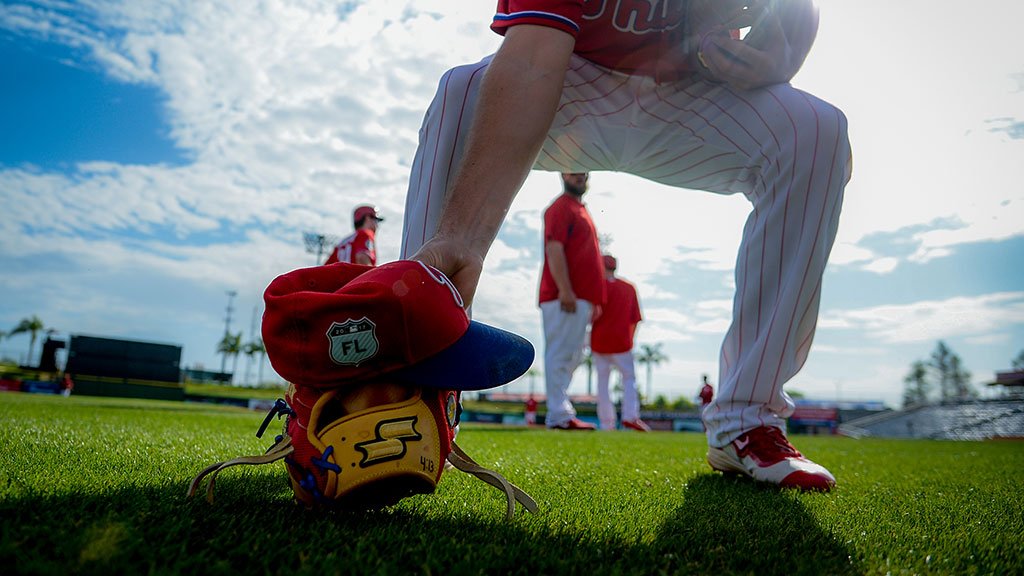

{"left": 558, "top": 290, "right": 578, "bottom": 314}
{"left": 410, "top": 237, "right": 484, "bottom": 310}
{"left": 693, "top": 0, "right": 818, "bottom": 91}
{"left": 592, "top": 304, "right": 603, "bottom": 323}
{"left": 698, "top": 7, "right": 789, "bottom": 90}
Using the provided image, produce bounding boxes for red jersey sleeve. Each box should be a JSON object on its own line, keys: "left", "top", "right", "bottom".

{"left": 492, "top": 0, "right": 582, "bottom": 38}
{"left": 323, "top": 247, "right": 339, "bottom": 265}
{"left": 543, "top": 200, "right": 571, "bottom": 245}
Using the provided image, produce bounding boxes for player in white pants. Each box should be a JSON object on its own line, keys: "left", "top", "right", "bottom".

{"left": 540, "top": 299, "right": 593, "bottom": 427}
{"left": 593, "top": 352, "right": 640, "bottom": 430}
{"left": 402, "top": 6, "right": 850, "bottom": 491}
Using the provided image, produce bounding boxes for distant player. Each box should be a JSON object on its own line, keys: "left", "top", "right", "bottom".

{"left": 524, "top": 395, "right": 538, "bottom": 426}
{"left": 537, "top": 173, "right": 605, "bottom": 430}
{"left": 401, "top": 1, "right": 849, "bottom": 491}
{"left": 591, "top": 254, "right": 648, "bottom": 432}
{"left": 699, "top": 374, "right": 715, "bottom": 408}
{"left": 325, "top": 205, "right": 383, "bottom": 266}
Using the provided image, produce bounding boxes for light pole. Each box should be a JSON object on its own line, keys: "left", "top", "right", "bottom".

{"left": 220, "top": 290, "right": 237, "bottom": 374}
{"left": 303, "top": 232, "right": 340, "bottom": 265}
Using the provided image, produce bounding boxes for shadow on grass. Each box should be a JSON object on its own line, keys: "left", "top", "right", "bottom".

{"left": 651, "top": 474, "right": 856, "bottom": 575}
{"left": 0, "top": 473, "right": 858, "bottom": 575}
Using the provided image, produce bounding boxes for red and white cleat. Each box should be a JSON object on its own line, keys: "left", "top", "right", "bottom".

{"left": 707, "top": 426, "right": 835, "bottom": 491}
{"left": 550, "top": 418, "right": 597, "bottom": 431}
{"left": 621, "top": 419, "right": 651, "bottom": 432}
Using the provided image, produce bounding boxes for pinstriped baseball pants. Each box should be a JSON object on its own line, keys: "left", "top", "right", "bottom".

{"left": 401, "top": 54, "right": 852, "bottom": 448}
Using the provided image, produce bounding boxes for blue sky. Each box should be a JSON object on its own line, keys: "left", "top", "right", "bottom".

{"left": 1, "top": 0, "right": 1022, "bottom": 408}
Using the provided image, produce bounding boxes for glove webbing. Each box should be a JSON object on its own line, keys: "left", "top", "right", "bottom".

{"left": 446, "top": 442, "right": 538, "bottom": 520}
{"left": 187, "top": 435, "right": 295, "bottom": 503}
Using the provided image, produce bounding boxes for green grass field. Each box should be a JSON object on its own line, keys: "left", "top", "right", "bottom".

{"left": 1, "top": 393, "right": 1021, "bottom": 575}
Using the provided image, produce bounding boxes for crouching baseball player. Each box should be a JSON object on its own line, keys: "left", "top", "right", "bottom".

{"left": 401, "top": 0, "right": 847, "bottom": 490}
{"left": 189, "top": 260, "right": 538, "bottom": 518}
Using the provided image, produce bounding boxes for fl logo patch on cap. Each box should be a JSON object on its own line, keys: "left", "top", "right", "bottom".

{"left": 326, "top": 318, "right": 379, "bottom": 366}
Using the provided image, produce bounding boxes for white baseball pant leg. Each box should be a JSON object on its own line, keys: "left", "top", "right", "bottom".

{"left": 593, "top": 352, "right": 617, "bottom": 430}
{"left": 594, "top": 351, "right": 641, "bottom": 430}
{"left": 615, "top": 351, "right": 640, "bottom": 424}
{"left": 400, "top": 55, "right": 851, "bottom": 448}
{"left": 540, "top": 299, "right": 592, "bottom": 427}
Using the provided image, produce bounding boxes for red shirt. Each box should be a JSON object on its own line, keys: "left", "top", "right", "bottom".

{"left": 324, "top": 229, "right": 376, "bottom": 266}
{"left": 492, "top": 0, "right": 694, "bottom": 80}
{"left": 590, "top": 276, "right": 642, "bottom": 354}
{"left": 700, "top": 383, "right": 714, "bottom": 405}
{"left": 539, "top": 194, "right": 605, "bottom": 306}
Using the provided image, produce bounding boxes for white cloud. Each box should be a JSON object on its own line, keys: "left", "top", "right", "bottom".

{"left": 808, "top": 344, "right": 886, "bottom": 356}
{"left": 861, "top": 257, "right": 899, "bottom": 274}
{"left": 820, "top": 292, "right": 1024, "bottom": 344}
{"left": 964, "top": 333, "right": 1013, "bottom": 346}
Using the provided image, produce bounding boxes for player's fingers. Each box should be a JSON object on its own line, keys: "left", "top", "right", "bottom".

{"left": 447, "top": 266, "right": 481, "bottom": 310}
{"left": 409, "top": 240, "right": 482, "bottom": 309}
{"left": 702, "top": 37, "right": 779, "bottom": 89}
{"left": 743, "top": 8, "right": 787, "bottom": 51}
{"left": 700, "top": 39, "right": 756, "bottom": 79}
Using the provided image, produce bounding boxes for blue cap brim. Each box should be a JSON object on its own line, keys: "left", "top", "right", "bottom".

{"left": 391, "top": 321, "right": 534, "bottom": 391}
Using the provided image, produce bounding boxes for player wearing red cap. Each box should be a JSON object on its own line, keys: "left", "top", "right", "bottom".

{"left": 325, "top": 204, "right": 383, "bottom": 266}
{"left": 401, "top": 1, "right": 848, "bottom": 491}
{"left": 590, "top": 254, "right": 648, "bottom": 432}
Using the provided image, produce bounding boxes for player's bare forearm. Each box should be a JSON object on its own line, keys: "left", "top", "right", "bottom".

{"left": 418, "top": 26, "right": 574, "bottom": 305}
{"left": 545, "top": 241, "right": 576, "bottom": 312}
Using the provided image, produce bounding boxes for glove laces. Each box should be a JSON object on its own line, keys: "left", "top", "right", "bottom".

{"left": 188, "top": 400, "right": 538, "bottom": 520}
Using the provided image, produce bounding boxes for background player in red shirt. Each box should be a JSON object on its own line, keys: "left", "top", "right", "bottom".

{"left": 325, "top": 204, "right": 383, "bottom": 266}
{"left": 538, "top": 173, "right": 605, "bottom": 430}
{"left": 401, "top": 1, "right": 849, "bottom": 491}
{"left": 591, "top": 254, "right": 648, "bottom": 432}
{"left": 524, "top": 395, "right": 538, "bottom": 426}
{"left": 700, "top": 374, "right": 715, "bottom": 408}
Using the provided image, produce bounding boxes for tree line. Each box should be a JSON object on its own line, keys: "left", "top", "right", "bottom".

{"left": 902, "top": 341, "right": 1024, "bottom": 408}
{"left": 216, "top": 332, "right": 267, "bottom": 386}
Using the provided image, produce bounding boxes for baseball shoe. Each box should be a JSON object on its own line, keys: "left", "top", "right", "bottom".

{"left": 550, "top": 418, "right": 597, "bottom": 431}
{"left": 706, "top": 426, "right": 835, "bottom": 491}
{"left": 621, "top": 419, "right": 651, "bottom": 432}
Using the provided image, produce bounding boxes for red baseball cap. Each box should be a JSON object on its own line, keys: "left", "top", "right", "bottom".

{"left": 262, "top": 260, "right": 534, "bottom": 391}
{"left": 602, "top": 254, "right": 617, "bottom": 271}
{"left": 353, "top": 205, "right": 383, "bottom": 225}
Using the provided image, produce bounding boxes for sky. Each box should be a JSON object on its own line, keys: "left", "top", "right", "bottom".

{"left": 1, "top": 0, "right": 1022, "bottom": 409}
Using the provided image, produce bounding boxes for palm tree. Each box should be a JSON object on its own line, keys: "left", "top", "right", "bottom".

{"left": 525, "top": 366, "right": 540, "bottom": 397}
{"left": 1012, "top": 349, "right": 1024, "bottom": 371}
{"left": 9, "top": 315, "right": 46, "bottom": 367}
{"left": 243, "top": 338, "right": 266, "bottom": 386}
{"left": 216, "top": 332, "right": 243, "bottom": 384}
{"left": 636, "top": 343, "right": 668, "bottom": 402}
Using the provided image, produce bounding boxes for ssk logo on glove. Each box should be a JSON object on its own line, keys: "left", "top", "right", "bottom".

{"left": 326, "top": 318, "right": 379, "bottom": 365}
{"left": 355, "top": 416, "right": 422, "bottom": 467}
